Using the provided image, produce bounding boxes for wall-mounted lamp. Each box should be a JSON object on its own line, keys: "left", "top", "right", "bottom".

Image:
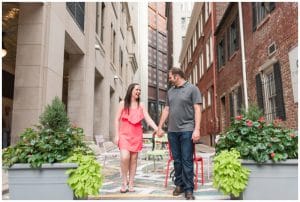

{"left": 95, "top": 44, "right": 100, "bottom": 50}
{"left": 2, "top": 32, "right": 7, "bottom": 58}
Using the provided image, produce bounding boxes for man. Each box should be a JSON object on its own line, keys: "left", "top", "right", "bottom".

{"left": 157, "top": 67, "right": 202, "bottom": 200}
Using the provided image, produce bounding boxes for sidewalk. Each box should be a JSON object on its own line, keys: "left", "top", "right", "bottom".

{"left": 2, "top": 146, "right": 229, "bottom": 200}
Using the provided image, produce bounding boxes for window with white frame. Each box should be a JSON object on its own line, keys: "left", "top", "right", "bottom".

{"left": 206, "top": 35, "right": 212, "bottom": 69}
{"left": 198, "top": 13, "right": 203, "bottom": 37}
{"left": 202, "top": 94, "right": 206, "bottom": 110}
{"left": 205, "top": 2, "right": 211, "bottom": 22}
{"left": 199, "top": 53, "right": 204, "bottom": 78}
{"left": 208, "top": 88, "right": 212, "bottom": 106}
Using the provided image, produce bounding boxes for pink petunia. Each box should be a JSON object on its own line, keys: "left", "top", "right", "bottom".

{"left": 246, "top": 120, "right": 253, "bottom": 127}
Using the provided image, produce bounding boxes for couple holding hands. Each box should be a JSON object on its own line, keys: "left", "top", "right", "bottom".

{"left": 114, "top": 67, "right": 202, "bottom": 200}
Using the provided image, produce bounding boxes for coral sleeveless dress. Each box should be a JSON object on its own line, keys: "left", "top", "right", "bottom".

{"left": 118, "top": 107, "right": 144, "bottom": 152}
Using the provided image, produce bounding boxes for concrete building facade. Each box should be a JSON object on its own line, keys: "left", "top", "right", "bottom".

{"left": 2, "top": 2, "right": 142, "bottom": 145}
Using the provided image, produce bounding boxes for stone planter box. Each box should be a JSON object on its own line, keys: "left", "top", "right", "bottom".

{"left": 7, "top": 163, "right": 78, "bottom": 200}
{"left": 240, "top": 159, "right": 298, "bottom": 200}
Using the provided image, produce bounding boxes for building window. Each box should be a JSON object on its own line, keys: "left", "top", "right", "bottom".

{"left": 217, "top": 39, "right": 225, "bottom": 69}
{"left": 111, "top": 24, "right": 116, "bottom": 64}
{"left": 199, "top": 53, "right": 204, "bottom": 78}
{"left": 228, "top": 18, "right": 239, "bottom": 57}
{"left": 119, "top": 47, "right": 123, "bottom": 76}
{"left": 252, "top": 2, "right": 275, "bottom": 31}
{"left": 66, "top": 2, "right": 85, "bottom": 31}
{"left": 229, "top": 85, "right": 243, "bottom": 118}
{"left": 202, "top": 94, "right": 206, "bottom": 110}
{"left": 96, "top": 2, "right": 99, "bottom": 34}
{"left": 206, "top": 35, "right": 212, "bottom": 68}
{"left": 205, "top": 2, "right": 211, "bottom": 22}
{"left": 100, "top": 3, "right": 105, "bottom": 42}
{"left": 256, "top": 62, "right": 286, "bottom": 121}
{"left": 207, "top": 88, "right": 212, "bottom": 106}
{"left": 198, "top": 13, "right": 203, "bottom": 37}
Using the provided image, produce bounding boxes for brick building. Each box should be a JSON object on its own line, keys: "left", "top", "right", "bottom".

{"left": 179, "top": 2, "right": 218, "bottom": 146}
{"left": 215, "top": 2, "right": 298, "bottom": 131}
{"left": 148, "top": 3, "right": 170, "bottom": 124}
{"left": 179, "top": 2, "right": 298, "bottom": 146}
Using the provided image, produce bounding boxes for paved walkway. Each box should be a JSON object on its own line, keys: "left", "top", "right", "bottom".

{"left": 2, "top": 144, "right": 229, "bottom": 200}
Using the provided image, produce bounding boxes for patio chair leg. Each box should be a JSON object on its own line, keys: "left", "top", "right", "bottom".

{"left": 164, "top": 160, "right": 171, "bottom": 187}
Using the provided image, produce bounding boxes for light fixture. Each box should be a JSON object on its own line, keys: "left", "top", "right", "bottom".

{"left": 2, "top": 32, "right": 7, "bottom": 58}
{"left": 113, "top": 75, "right": 119, "bottom": 80}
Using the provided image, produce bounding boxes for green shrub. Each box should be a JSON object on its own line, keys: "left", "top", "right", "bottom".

{"left": 216, "top": 104, "right": 298, "bottom": 163}
{"left": 65, "top": 151, "right": 104, "bottom": 198}
{"left": 39, "top": 96, "right": 70, "bottom": 131}
{"left": 2, "top": 97, "right": 103, "bottom": 198}
{"left": 213, "top": 149, "right": 250, "bottom": 197}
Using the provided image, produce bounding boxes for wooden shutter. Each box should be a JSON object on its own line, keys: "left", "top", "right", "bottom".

{"left": 252, "top": 2, "right": 257, "bottom": 31}
{"left": 255, "top": 74, "right": 264, "bottom": 113}
{"left": 273, "top": 62, "right": 286, "bottom": 120}
{"left": 237, "top": 85, "right": 243, "bottom": 114}
{"left": 229, "top": 92, "right": 234, "bottom": 118}
{"left": 269, "top": 2, "right": 276, "bottom": 12}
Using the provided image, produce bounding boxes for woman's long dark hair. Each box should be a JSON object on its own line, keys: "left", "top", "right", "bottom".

{"left": 124, "top": 83, "right": 140, "bottom": 114}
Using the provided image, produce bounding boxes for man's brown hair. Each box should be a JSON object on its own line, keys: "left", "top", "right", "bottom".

{"left": 169, "top": 67, "right": 185, "bottom": 79}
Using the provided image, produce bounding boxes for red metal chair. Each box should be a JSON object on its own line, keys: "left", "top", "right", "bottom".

{"left": 164, "top": 143, "right": 204, "bottom": 190}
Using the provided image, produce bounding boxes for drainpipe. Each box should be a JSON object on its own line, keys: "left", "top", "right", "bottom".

{"left": 238, "top": 2, "right": 249, "bottom": 111}
{"left": 211, "top": 2, "right": 219, "bottom": 144}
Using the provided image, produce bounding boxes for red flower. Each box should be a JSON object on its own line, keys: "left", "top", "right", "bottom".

{"left": 258, "top": 125, "right": 262, "bottom": 129}
{"left": 290, "top": 134, "right": 295, "bottom": 138}
{"left": 235, "top": 115, "right": 243, "bottom": 121}
{"left": 246, "top": 120, "right": 253, "bottom": 127}
{"left": 270, "top": 152, "right": 275, "bottom": 158}
{"left": 258, "top": 116, "right": 265, "bottom": 123}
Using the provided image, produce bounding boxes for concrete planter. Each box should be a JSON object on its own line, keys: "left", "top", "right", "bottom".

{"left": 240, "top": 159, "right": 298, "bottom": 200}
{"left": 8, "top": 163, "right": 78, "bottom": 200}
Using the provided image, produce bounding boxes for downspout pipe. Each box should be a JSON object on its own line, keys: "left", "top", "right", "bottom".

{"left": 211, "top": 2, "right": 219, "bottom": 143}
{"left": 238, "top": 2, "right": 249, "bottom": 111}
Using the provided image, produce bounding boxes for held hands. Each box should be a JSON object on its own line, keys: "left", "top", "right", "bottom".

{"left": 155, "top": 128, "right": 165, "bottom": 137}
{"left": 192, "top": 129, "right": 200, "bottom": 143}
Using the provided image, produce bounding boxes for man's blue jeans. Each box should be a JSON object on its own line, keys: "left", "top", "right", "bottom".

{"left": 168, "top": 131, "right": 194, "bottom": 193}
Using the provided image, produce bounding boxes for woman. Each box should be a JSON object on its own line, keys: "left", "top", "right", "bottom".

{"left": 114, "top": 83, "right": 158, "bottom": 193}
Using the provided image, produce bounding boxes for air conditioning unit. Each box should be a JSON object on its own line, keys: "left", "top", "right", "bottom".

{"left": 268, "top": 42, "right": 277, "bottom": 56}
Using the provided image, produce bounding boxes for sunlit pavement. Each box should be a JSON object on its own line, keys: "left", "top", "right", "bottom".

{"left": 91, "top": 154, "right": 230, "bottom": 200}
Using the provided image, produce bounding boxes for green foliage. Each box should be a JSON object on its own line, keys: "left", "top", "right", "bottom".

{"left": 2, "top": 97, "right": 104, "bottom": 197}
{"left": 216, "top": 105, "right": 298, "bottom": 163}
{"left": 65, "top": 151, "right": 103, "bottom": 198}
{"left": 2, "top": 126, "right": 85, "bottom": 168}
{"left": 240, "top": 104, "right": 263, "bottom": 121}
{"left": 213, "top": 149, "right": 250, "bottom": 197}
{"left": 39, "top": 96, "right": 70, "bottom": 131}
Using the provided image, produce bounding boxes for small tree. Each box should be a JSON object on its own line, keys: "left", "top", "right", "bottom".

{"left": 39, "top": 96, "right": 70, "bottom": 131}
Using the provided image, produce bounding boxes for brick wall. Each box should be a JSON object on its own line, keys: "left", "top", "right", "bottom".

{"left": 243, "top": 2, "right": 298, "bottom": 129}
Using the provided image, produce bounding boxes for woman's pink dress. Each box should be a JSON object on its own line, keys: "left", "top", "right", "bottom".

{"left": 118, "top": 107, "right": 144, "bottom": 152}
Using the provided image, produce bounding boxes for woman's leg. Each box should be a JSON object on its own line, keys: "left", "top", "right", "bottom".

{"left": 128, "top": 152, "right": 138, "bottom": 191}
{"left": 120, "top": 149, "right": 130, "bottom": 191}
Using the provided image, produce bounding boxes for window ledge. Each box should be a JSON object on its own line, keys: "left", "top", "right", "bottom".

{"left": 228, "top": 51, "right": 237, "bottom": 61}
{"left": 256, "top": 15, "right": 271, "bottom": 31}
{"left": 218, "top": 66, "right": 225, "bottom": 73}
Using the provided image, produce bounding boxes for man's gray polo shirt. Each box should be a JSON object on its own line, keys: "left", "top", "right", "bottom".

{"left": 166, "top": 81, "right": 202, "bottom": 132}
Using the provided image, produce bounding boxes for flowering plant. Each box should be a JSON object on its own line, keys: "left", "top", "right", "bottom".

{"left": 216, "top": 105, "right": 298, "bottom": 163}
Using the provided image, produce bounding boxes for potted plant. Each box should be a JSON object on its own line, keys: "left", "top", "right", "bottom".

{"left": 213, "top": 149, "right": 250, "bottom": 199}
{"left": 2, "top": 97, "right": 103, "bottom": 200}
{"left": 215, "top": 105, "right": 298, "bottom": 200}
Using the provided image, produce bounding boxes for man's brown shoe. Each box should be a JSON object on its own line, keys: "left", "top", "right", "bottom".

{"left": 185, "top": 192, "right": 195, "bottom": 200}
{"left": 172, "top": 186, "right": 184, "bottom": 196}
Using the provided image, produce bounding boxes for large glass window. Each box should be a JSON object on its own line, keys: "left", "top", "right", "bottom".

{"left": 66, "top": 2, "right": 85, "bottom": 31}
